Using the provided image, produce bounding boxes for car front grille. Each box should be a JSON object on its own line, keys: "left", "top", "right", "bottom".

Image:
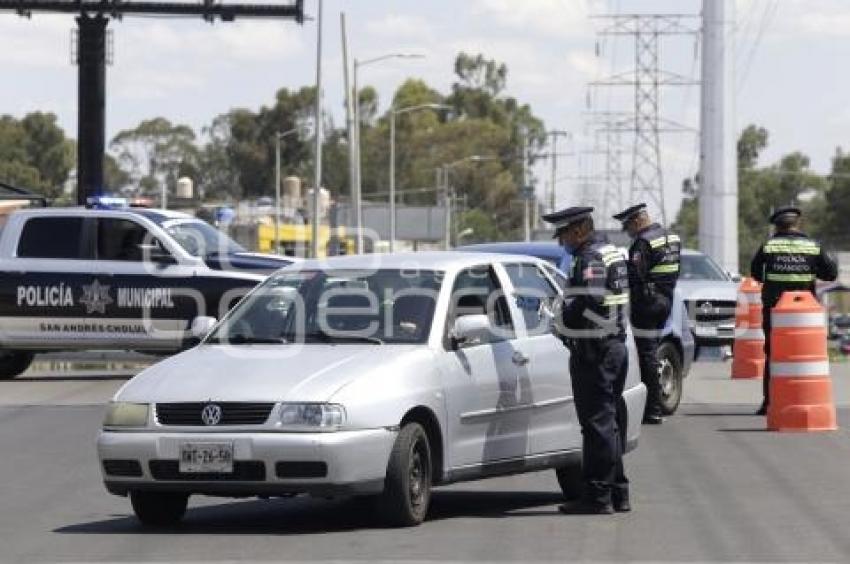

{"left": 149, "top": 460, "right": 266, "bottom": 481}
{"left": 690, "top": 300, "right": 737, "bottom": 323}
{"left": 155, "top": 402, "right": 275, "bottom": 426}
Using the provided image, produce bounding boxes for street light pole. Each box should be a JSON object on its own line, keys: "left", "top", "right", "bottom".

{"left": 311, "top": 0, "right": 324, "bottom": 259}
{"left": 353, "top": 52, "right": 424, "bottom": 253}
{"left": 547, "top": 130, "right": 570, "bottom": 213}
{"left": 389, "top": 103, "right": 450, "bottom": 252}
{"left": 274, "top": 133, "right": 280, "bottom": 253}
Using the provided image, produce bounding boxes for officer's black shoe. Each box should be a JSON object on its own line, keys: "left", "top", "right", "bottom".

{"left": 557, "top": 500, "right": 615, "bottom": 515}
{"left": 642, "top": 414, "right": 664, "bottom": 425}
{"left": 613, "top": 497, "right": 631, "bottom": 513}
{"left": 755, "top": 402, "right": 767, "bottom": 416}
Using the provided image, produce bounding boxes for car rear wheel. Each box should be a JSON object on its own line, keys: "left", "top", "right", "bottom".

{"left": 555, "top": 461, "right": 583, "bottom": 500}
{"left": 0, "top": 351, "right": 34, "bottom": 379}
{"left": 377, "top": 422, "right": 432, "bottom": 527}
{"left": 658, "top": 341, "right": 683, "bottom": 415}
{"left": 130, "top": 491, "right": 189, "bottom": 527}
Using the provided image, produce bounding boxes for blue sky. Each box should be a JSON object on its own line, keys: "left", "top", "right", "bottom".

{"left": 1, "top": 0, "right": 848, "bottom": 219}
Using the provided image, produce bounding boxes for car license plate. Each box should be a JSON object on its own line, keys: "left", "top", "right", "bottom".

{"left": 179, "top": 442, "right": 234, "bottom": 473}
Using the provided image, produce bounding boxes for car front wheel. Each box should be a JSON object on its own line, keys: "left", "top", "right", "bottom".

{"left": 658, "top": 340, "right": 683, "bottom": 415}
{"left": 0, "top": 351, "right": 34, "bottom": 379}
{"left": 377, "top": 422, "right": 432, "bottom": 527}
{"left": 130, "top": 491, "right": 189, "bottom": 527}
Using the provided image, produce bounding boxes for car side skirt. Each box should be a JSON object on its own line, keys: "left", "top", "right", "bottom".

{"left": 439, "top": 449, "right": 582, "bottom": 485}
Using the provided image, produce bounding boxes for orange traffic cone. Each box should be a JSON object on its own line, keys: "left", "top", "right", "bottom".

{"left": 731, "top": 277, "right": 765, "bottom": 379}
{"left": 767, "top": 291, "right": 837, "bottom": 432}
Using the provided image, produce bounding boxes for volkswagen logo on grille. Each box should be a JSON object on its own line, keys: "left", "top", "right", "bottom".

{"left": 699, "top": 301, "right": 716, "bottom": 315}
{"left": 201, "top": 404, "right": 223, "bottom": 426}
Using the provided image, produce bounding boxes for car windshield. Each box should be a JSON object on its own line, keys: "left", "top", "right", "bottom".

{"left": 163, "top": 219, "right": 245, "bottom": 257}
{"left": 680, "top": 254, "right": 729, "bottom": 281}
{"left": 207, "top": 268, "right": 443, "bottom": 345}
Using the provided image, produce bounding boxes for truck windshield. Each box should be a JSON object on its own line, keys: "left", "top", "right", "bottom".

{"left": 207, "top": 269, "right": 443, "bottom": 345}
{"left": 163, "top": 220, "right": 245, "bottom": 257}
{"left": 681, "top": 254, "right": 729, "bottom": 281}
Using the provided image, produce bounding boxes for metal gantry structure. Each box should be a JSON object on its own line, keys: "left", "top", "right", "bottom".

{"left": 589, "top": 14, "right": 700, "bottom": 225}
{"left": 585, "top": 111, "right": 630, "bottom": 227}
{"left": 0, "top": 0, "right": 305, "bottom": 205}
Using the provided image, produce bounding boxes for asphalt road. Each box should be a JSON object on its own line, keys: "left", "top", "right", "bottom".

{"left": 1, "top": 359, "right": 850, "bottom": 563}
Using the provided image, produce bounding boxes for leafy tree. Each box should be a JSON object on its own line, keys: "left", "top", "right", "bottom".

{"left": 110, "top": 117, "right": 198, "bottom": 197}
{"left": 0, "top": 112, "right": 73, "bottom": 199}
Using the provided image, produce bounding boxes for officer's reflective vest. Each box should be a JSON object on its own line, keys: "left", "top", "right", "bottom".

{"left": 634, "top": 223, "right": 681, "bottom": 295}
{"left": 762, "top": 235, "right": 821, "bottom": 286}
{"left": 565, "top": 238, "right": 629, "bottom": 338}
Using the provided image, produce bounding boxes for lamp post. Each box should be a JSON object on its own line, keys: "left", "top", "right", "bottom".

{"left": 389, "top": 102, "right": 450, "bottom": 252}
{"left": 353, "top": 52, "right": 423, "bottom": 253}
{"left": 273, "top": 127, "right": 301, "bottom": 254}
{"left": 439, "top": 155, "right": 497, "bottom": 249}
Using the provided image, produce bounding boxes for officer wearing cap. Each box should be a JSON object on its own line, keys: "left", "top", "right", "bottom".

{"left": 543, "top": 206, "right": 631, "bottom": 515}
{"left": 613, "top": 203, "right": 681, "bottom": 424}
{"left": 750, "top": 206, "right": 836, "bottom": 415}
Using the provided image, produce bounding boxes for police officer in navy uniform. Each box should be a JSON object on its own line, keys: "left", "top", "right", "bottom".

{"left": 750, "top": 206, "right": 836, "bottom": 415}
{"left": 613, "top": 203, "right": 681, "bottom": 425}
{"left": 543, "top": 206, "right": 631, "bottom": 515}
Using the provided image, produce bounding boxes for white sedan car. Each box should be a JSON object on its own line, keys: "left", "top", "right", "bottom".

{"left": 97, "top": 252, "right": 647, "bottom": 527}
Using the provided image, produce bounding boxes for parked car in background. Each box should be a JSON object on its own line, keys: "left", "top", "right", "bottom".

{"left": 98, "top": 252, "right": 647, "bottom": 527}
{"left": 829, "top": 313, "right": 850, "bottom": 340}
{"left": 458, "top": 241, "right": 694, "bottom": 415}
{"left": 677, "top": 249, "right": 739, "bottom": 353}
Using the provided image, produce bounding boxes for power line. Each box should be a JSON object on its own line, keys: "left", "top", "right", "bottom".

{"left": 737, "top": 0, "right": 779, "bottom": 93}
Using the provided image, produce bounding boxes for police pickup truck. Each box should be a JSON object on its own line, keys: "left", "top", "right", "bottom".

{"left": 0, "top": 206, "right": 295, "bottom": 378}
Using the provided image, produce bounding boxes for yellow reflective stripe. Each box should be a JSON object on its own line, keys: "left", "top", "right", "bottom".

{"left": 765, "top": 273, "right": 815, "bottom": 282}
{"left": 649, "top": 237, "right": 666, "bottom": 248}
{"left": 667, "top": 234, "right": 681, "bottom": 243}
{"left": 650, "top": 263, "right": 679, "bottom": 274}
{"left": 603, "top": 293, "right": 629, "bottom": 306}
{"left": 601, "top": 253, "right": 622, "bottom": 266}
{"left": 763, "top": 239, "right": 820, "bottom": 255}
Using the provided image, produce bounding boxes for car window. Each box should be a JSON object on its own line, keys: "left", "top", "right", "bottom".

{"left": 96, "top": 218, "right": 154, "bottom": 261}
{"left": 446, "top": 266, "right": 515, "bottom": 345}
{"left": 681, "top": 254, "right": 728, "bottom": 281}
{"left": 541, "top": 261, "right": 569, "bottom": 291}
{"left": 504, "top": 263, "right": 559, "bottom": 336}
{"left": 163, "top": 219, "right": 245, "bottom": 257}
{"left": 17, "top": 217, "right": 86, "bottom": 259}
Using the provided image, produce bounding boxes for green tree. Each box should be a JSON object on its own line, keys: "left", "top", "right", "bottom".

{"left": 0, "top": 112, "right": 73, "bottom": 200}
{"left": 110, "top": 117, "right": 198, "bottom": 197}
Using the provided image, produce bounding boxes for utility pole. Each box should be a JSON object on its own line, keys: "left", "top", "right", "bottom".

{"left": 340, "top": 12, "right": 359, "bottom": 254}
{"left": 547, "top": 130, "right": 570, "bottom": 213}
{"left": 585, "top": 112, "right": 630, "bottom": 227}
{"left": 521, "top": 129, "right": 530, "bottom": 242}
{"left": 590, "top": 13, "right": 700, "bottom": 225}
{"left": 700, "top": 0, "right": 738, "bottom": 273}
{"left": 311, "top": 0, "right": 324, "bottom": 259}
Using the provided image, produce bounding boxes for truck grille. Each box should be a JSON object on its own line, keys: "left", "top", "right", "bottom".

{"left": 690, "top": 299, "right": 737, "bottom": 323}
{"left": 155, "top": 402, "right": 275, "bottom": 426}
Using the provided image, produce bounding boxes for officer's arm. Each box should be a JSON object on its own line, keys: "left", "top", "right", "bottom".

{"left": 816, "top": 246, "right": 838, "bottom": 282}
{"left": 750, "top": 246, "right": 765, "bottom": 283}
{"left": 561, "top": 256, "right": 591, "bottom": 326}
{"left": 629, "top": 240, "right": 652, "bottom": 300}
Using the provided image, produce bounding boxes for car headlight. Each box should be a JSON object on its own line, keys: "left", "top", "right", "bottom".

{"left": 278, "top": 403, "right": 346, "bottom": 431}
{"left": 103, "top": 402, "right": 149, "bottom": 428}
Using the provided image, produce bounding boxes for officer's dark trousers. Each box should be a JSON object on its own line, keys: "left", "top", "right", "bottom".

{"left": 762, "top": 304, "right": 772, "bottom": 407}
{"left": 569, "top": 337, "right": 629, "bottom": 505}
{"left": 632, "top": 311, "right": 668, "bottom": 418}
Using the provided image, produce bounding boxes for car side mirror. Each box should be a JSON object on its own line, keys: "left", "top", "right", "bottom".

{"left": 190, "top": 316, "right": 217, "bottom": 340}
{"left": 727, "top": 271, "right": 742, "bottom": 283}
{"left": 450, "top": 314, "right": 492, "bottom": 349}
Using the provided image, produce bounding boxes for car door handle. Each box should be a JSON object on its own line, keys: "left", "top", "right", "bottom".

{"left": 512, "top": 351, "right": 530, "bottom": 366}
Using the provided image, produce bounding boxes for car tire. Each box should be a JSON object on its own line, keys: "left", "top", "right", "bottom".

{"left": 130, "top": 491, "right": 189, "bottom": 527}
{"left": 658, "top": 340, "right": 683, "bottom": 415}
{"left": 0, "top": 351, "right": 34, "bottom": 379}
{"left": 377, "top": 422, "right": 432, "bottom": 527}
{"left": 555, "top": 461, "right": 583, "bottom": 500}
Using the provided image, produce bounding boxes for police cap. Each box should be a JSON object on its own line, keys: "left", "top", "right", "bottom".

{"left": 612, "top": 202, "right": 648, "bottom": 225}
{"left": 542, "top": 206, "right": 594, "bottom": 238}
{"left": 768, "top": 206, "right": 802, "bottom": 225}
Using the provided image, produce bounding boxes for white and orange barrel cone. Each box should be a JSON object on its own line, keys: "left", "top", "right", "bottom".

{"left": 731, "top": 277, "right": 765, "bottom": 379}
{"left": 767, "top": 291, "right": 837, "bottom": 432}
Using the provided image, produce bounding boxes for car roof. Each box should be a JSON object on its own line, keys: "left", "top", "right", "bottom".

{"left": 458, "top": 241, "right": 564, "bottom": 259}
{"left": 11, "top": 206, "right": 194, "bottom": 222}
{"left": 292, "top": 251, "right": 547, "bottom": 272}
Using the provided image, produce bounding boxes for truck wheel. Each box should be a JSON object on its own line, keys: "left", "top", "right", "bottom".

{"left": 555, "top": 460, "right": 583, "bottom": 500}
{"left": 377, "top": 422, "right": 432, "bottom": 527}
{"left": 658, "top": 341, "right": 683, "bottom": 415}
{"left": 130, "top": 491, "right": 189, "bottom": 527}
{"left": 0, "top": 351, "right": 35, "bottom": 379}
